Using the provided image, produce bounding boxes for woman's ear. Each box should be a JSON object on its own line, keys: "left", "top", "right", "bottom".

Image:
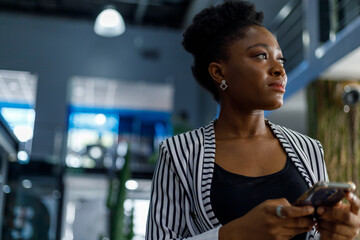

{"left": 208, "top": 62, "right": 225, "bottom": 85}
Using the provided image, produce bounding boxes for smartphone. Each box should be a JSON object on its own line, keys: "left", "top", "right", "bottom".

{"left": 293, "top": 181, "right": 356, "bottom": 207}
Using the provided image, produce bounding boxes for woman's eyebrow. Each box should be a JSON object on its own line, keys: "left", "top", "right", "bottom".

{"left": 245, "top": 43, "right": 282, "bottom": 52}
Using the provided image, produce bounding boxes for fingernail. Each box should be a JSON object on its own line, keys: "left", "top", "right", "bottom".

{"left": 317, "top": 207, "right": 325, "bottom": 215}
{"left": 350, "top": 192, "right": 356, "bottom": 201}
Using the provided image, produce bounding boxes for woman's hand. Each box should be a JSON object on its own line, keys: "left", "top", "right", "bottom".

{"left": 219, "top": 198, "right": 315, "bottom": 240}
{"left": 316, "top": 192, "right": 360, "bottom": 239}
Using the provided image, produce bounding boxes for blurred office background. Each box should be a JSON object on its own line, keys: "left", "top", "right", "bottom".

{"left": 0, "top": 0, "right": 360, "bottom": 239}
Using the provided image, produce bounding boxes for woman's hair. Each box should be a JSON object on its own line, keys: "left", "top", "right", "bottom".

{"left": 182, "top": 1, "right": 264, "bottom": 102}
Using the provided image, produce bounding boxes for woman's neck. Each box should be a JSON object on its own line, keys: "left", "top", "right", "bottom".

{"left": 215, "top": 106, "right": 269, "bottom": 140}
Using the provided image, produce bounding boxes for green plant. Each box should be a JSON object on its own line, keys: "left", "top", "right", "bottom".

{"left": 107, "top": 143, "right": 132, "bottom": 240}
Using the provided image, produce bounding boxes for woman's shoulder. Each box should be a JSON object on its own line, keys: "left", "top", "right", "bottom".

{"left": 160, "top": 121, "right": 214, "bottom": 151}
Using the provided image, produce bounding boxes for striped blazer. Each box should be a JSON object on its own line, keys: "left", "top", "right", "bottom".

{"left": 146, "top": 120, "right": 328, "bottom": 240}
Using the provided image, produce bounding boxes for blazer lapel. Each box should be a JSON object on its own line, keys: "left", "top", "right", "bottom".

{"left": 200, "top": 121, "right": 221, "bottom": 228}
{"left": 267, "top": 120, "right": 317, "bottom": 187}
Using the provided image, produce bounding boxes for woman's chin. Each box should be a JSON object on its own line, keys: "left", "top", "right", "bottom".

{"left": 262, "top": 101, "right": 283, "bottom": 111}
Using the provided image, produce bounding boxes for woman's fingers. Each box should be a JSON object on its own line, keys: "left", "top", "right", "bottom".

{"left": 317, "top": 206, "right": 360, "bottom": 227}
{"left": 220, "top": 198, "right": 314, "bottom": 240}
{"left": 347, "top": 192, "right": 360, "bottom": 214}
{"left": 278, "top": 205, "right": 315, "bottom": 219}
{"left": 281, "top": 216, "right": 315, "bottom": 228}
{"left": 318, "top": 228, "right": 355, "bottom": 240}
{"left": 315, "top": 195, "right": 360, "bottom": 239}
{"left": 273, "top": 204, "right": 316, "bottom": 236}
{"left": 280, "top": 226, "right": 314, "bottom": 238}
{"left": 318, "top": 219, "right": 360, "bottom": 239}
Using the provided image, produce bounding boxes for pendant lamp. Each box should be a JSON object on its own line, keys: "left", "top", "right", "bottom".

{"left": 94, "top": 6, "right": 125, "bottom": 37}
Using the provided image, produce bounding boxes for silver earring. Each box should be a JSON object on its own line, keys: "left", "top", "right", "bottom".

{"left": 220, "top": 79, "right": 228, "bottom": 90}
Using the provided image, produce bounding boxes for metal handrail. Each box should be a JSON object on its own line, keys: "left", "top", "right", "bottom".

{"left": 322, "top": 0, "right": 360, "bottom": 42}
{"left": 336, "top": 5, "right": 360, "bottom": 31}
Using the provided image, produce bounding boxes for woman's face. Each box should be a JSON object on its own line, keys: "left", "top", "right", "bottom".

{"left": 218, "top": 25, "right": 287, "bottom": 111}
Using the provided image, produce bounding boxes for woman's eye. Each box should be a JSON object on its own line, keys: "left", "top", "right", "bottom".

{"left": 278, "top": 57, "right": 287, "bottom": 66}
{"left": 256, "top": 53, "right": 267, "bottom": 59}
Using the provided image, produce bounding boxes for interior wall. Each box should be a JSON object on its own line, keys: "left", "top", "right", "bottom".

{"left": 0, "top": 12, "right": 217, "bottom": 161}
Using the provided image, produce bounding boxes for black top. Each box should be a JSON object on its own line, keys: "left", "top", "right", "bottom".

{"left": 211, "top": 156, "right": 309, "bottom": 240}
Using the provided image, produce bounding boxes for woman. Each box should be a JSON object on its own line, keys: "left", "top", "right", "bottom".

{"left": 146, "top": 1, "right": 360, "bottom": 239}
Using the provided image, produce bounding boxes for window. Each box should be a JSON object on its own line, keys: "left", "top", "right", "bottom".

{"left": 0, "top": 70, "right": 37, "bottom": 163}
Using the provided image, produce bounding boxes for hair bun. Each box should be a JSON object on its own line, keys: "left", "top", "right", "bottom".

{"left": 182, "top": 1, "right": 263, "bottom": 57}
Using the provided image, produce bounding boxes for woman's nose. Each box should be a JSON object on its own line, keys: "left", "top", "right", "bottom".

{"left": 270, "top": 63, "right": 286, "bottom": 77}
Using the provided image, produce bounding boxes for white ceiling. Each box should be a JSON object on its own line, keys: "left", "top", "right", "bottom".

{"left": 0, "top": 70, "right": 37, "bottom": 107}
{"left": 70, "top": 76, "right": 174, "bottom": 111}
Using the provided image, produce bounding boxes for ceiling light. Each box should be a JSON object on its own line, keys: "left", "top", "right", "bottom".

{"left": 95, "top": 113, "right": 106, "bottom": 125}
{"left": 94, "top": 6, "right": 125, "bottom": 37}
{"left": 13, "top": 125, "right": 33, "bottom": 142}
{"left": 3, "top": 185, "right": 11, "bottom": 194}
{"left": 22, "top": 179, "right": 32, "bottom": 189}
{"left": 17, "top": 150, "right": 29, "bottom": 164}
{"left": 125, "top": 180, "right": 139, "bottom": 190}
{"left": 66, "top": 154, "right": 82, "bottom": 168}
{"left": 88, "top": 146, "right": 103, "bottom": 160}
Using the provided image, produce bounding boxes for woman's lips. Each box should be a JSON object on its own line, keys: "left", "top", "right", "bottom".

{"left": 268, "top": 81, "right": 286, "bottom": 92}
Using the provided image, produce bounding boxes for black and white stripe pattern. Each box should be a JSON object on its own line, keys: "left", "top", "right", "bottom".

{"left": 146, "top": 120, "right": 328, "bottom": 240}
